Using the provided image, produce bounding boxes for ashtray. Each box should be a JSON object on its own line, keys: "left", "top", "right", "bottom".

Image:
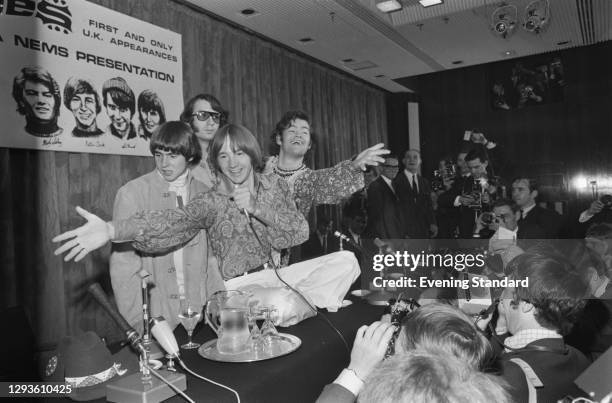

{"left": 198, "top": 333, "right": 301, "bottom": 363}
{"left": 350, "top": 289, "right": 371, "bottom": 298}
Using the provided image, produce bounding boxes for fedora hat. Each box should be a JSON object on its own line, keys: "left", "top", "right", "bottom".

{"left": 43, "top": 331, "right": 139, "bottom": 401}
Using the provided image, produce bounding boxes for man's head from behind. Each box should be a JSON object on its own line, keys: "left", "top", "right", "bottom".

{"left": 102, "top": 77, "right": 135, "bottom": 135}
{"left": 501, "top": 252, "right": 588, "bottom": 336}
{"left": 358, "top": 352, "right": 511, "bottom": 403}
{"left": 12, "top": 66, "right": 61, "bottom": 123}
{"left": 465, "top": 148, "right": 489, "bottom": 179}
{"left": 397, "top": 303, "right": 494, "bottom": 371}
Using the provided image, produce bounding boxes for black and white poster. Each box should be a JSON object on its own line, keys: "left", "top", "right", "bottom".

{"left": 0, "top": 0, "right": 183, "bottom": 155}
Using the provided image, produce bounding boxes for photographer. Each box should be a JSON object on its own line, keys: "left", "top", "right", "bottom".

{"left": 579, "top": 195, "right": 612, "bottom": 229}
{"left": 316, "top": 303, "right": 494, "bottom": 403}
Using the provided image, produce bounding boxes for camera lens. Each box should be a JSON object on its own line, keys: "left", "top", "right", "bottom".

{"left": 481, "top": 212, "right": 495, "bottom": 225}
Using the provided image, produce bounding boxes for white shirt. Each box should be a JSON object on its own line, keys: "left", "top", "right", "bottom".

{"left": 404, "top": 169, "right": 418, "bottom": 192}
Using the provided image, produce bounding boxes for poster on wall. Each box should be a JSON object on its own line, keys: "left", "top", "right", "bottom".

{"left": 489, "top": 54, "right": 565, "bottom": 111}
{"left": 0, "top": 0, "right": 183, "bottom": 156}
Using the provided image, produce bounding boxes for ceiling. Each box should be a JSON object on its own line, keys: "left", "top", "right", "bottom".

{"left": 186, "top": 0, "right": 612, "bottom": 92}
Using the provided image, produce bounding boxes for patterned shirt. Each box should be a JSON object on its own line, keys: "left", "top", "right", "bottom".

{"left": 114, "top": 173, "right": 309, "bottom": 280}
{"left": 265, "top": 157, "right": 364, "bottom": 218}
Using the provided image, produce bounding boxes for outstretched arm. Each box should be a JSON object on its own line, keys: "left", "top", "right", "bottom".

{"left": 295, "top": 143, "right": 389, "bottom": 209}
{"left": 54, "top": 192, "right": 220, "bottom": 262}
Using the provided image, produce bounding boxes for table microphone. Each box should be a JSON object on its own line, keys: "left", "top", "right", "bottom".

{"left": 88, "top": 283, "right": 146, "bottom": 356}
{"left": 150, "top": 316, "right": 180, "bottom": 358}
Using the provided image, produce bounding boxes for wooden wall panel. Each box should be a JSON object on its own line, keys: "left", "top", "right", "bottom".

{"left": 0, "top": 0, "right": 387, "bottom": 347}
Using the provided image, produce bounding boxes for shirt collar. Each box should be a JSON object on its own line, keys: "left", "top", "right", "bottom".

{"left": 381, "top": 175, "right": 393, "bottom": 188}
{"left": 594, "top": 276, "right": 610, "bottom": 298}
{"left": 505, "top": 328, "right": 561, "bottom": 351}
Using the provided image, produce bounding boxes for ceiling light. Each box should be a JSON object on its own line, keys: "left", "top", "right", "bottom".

{"left": 451, "top": 60, "right": 463, "bottom": 65}
{"left": 491, "top": 4, "right": 517, "bottom": 39}
{"left": 376, "top": 0, "right": 402, "bottom": 13}
{"left": 522, "top": 0, "right": 550, "bottom": 34}
{"left": 419, "top": 0, "right": 443, "bottom": 7}
{"left": 298, "top": 37, "right": 314, "bottom": 43}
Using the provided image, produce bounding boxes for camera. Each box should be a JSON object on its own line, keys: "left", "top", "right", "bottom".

{"left": 480, "top": 212, "right": 496, "bottom": 225}
{"left": 384, "top": 298, "right": 419, "bottom": 358}
{"left": 431, "top": 161, "right": 456, "bottom": 192}
{"left": 600, "top": 194, "right": 612, "bottom": 208}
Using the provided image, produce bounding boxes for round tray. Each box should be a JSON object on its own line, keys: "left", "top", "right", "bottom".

{"left": 198, "top": 333, "right": 301, "bottom": 363}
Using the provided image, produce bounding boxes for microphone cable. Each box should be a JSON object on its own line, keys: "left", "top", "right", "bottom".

{"left": 143, "top": 362, "right": 195, "bottom": 403}
{"left": 176, "top": 357, "right": 241, "bottom": 403}
{"left": 244, "top": 211, "right": 350, "bottom": 357}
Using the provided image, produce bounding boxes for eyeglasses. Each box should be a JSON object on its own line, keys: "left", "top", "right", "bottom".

{"left": 191, "top": 111, "right": 221, "bottom": 123}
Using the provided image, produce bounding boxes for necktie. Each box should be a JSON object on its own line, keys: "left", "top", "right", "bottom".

{"left": 520, "top": 209, "right": 525, "bottom": 220}
{"left": 412, "top": 174, "right": 418, "bottom": 193}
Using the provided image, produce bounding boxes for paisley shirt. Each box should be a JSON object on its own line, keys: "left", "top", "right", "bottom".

{"left": 264, "top": 156, "right": 364, "bottom": 218}
{"left": 114, "top": 173, "right": 309, "bottom": 280}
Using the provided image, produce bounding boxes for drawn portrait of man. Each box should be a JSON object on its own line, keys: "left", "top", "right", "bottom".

{"left": 101, "top": 77, "right": 137, "bottom": 141}
{"left": 137, "top": 90, "right": 166, "bottom": 140}
{"left": 63, "top": 77, "right": 104, "bottom": 137}
{"left": 12, "top": 66, "right": 63, "bottom": 138}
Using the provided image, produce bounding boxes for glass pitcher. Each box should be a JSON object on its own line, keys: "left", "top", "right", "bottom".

{"left": 204, "top": 290, "right": 251, "bottom": 355}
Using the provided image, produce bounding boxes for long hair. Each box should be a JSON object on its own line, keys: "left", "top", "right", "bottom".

{"left": 180, "top": 93, "right": 228, "bottom": 126}
{"left": 209, "top": 124, "right": 263, "bottom": 173}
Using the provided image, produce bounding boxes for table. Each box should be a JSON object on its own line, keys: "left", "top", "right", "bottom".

{"left": 51, "top": 298, "right": 383, "bottom": 403}
{"left": 168, "top": 299, "right": 383, "bottom": 403}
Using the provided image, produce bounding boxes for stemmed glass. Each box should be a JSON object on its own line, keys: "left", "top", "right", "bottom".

{"left": 260, "top": 307, "right": 279, "bottom": 338}
{"left": 178, "top": 299, "right": 202, "bottom": 349}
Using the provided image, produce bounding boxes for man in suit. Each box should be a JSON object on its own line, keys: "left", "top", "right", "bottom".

{"left": 511, "top": 177, "right": 562, "bottom": 239}
{"left": 365, "top": 155, "right": 405, "bottom": 240}
{"left": 394, "top": 149, "right": 437, "bottom": 239}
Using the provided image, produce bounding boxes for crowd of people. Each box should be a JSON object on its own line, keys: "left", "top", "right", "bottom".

{"left": 51, "top": 94, "right": 611, "bottom": 402}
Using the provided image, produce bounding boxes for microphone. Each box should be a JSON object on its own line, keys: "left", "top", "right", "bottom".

{"left": 88, "top": 283, "right": 146, "bottom": 355}
{"left": 333, "top": 231, "right": 362, "bottom": 250}
{"left": 150, "top": 316, "right": 180, "bottom": 357}
{"left": 229, "top": 196, "right": 272, "bottom": 227}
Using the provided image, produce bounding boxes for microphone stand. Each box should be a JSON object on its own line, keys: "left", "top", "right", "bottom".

{"left": 139, "top": 270, "right": 164, "bottom": 360}
{"left": 87, "top": 283, "right": 187, "bottom": 403}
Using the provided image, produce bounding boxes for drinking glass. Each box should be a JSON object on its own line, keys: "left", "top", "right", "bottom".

{"left": 178, "top": 299, "right": 202, "bottom": 349}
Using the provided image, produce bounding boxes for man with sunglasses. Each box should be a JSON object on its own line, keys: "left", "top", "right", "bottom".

{"left": 180, "top": 94, "right": 228, "bottom": 187}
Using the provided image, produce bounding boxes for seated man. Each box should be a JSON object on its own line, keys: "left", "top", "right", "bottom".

{"left": 110, "top": 121, "right": 224, "bottom": 333}
{"left": 359, "top": 352, "right": 511, "bottom": 403}
{"left": 317, "top": 303, "right": 495, "bottom": 402}
{"left": 54, "top": 124, "right": 359, "bottom": 322}
{"left": 492, "top": 252, "right": 590, "bottom": 402}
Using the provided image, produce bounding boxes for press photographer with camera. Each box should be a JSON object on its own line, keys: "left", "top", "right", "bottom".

{"left": 316, "top": 303, "right": 496, "bottom": 403}
{"left": 579, "top": 193, "right": 612, "bottom": 229}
